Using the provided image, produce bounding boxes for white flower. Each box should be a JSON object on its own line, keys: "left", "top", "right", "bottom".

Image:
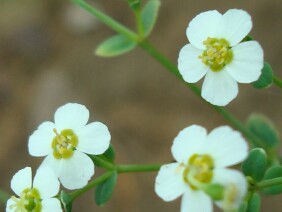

{"left": 28, "top": 103, "right": 111, "bottom": 190}
{"left": 6, "top": 167, "right": 62, "bottom": 212}
{"left": 178, "top": 9, "right": 264, "bottom": 106}
{"left": 155, "top": 125, "right": 248, "bottom": 212}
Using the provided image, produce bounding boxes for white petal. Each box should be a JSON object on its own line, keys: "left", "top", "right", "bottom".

{"left": 202, "top": 70, "right": 238, "bottom": 106}
{"left": 178, "top": 44, "right": 208, "bottom": 83}
{"left": 213, "top": 169, "right": 247, "bottom": 210}
{"left": 187, "top": 10, "right": 222, "bottom": 49}
{"left": 54, "top": 103, "right": 89, "bottom": 131}
{"left": 11, "top": 167, "right": 32, "bottom": 196}
{"left": 28, "top": 122, "right": 55, "bottom": 157}
{"left": 41, "top": 198, "right": 63, "bottom": 212}
{"left": 220, "top": 9, "right": 252, "bottom": 46}
{"left": 40, "top": 154, "right": 62, "bottom": 178}
{"left": 76, "top": 122, "right": 111, "bottom": 155}
{"left": 6, "top": 198, "right": 16, "bottom": 212}
{"left": 171, "top": 125, "right": 207, "bottom": 163}
{"left": 59, "top": 151, "right": 94, "bottom": 190}
{"left": 226, "top": 41, "right": 264, "bottom": 83}
{"left": 33, "top": 167, "right": 60, "bottom": 199}
{"left": 205, "top": 126, "right": 248, "bottom": 168}
{"left": 181, "top": 189, "right": 212, "bottom": 212}
{"left": 155, "top": 163, "right": 186, "bottom": 201}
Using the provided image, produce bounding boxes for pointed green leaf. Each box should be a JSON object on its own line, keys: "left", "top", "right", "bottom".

{"left": 247, "top": 193, "right": 261, "bottom": 212}
{"left": 262, "top": 166, "right": 282, "bottom": 195}
{"left": 95, "top": 171, "right": 118, "bottom": 206}
{"left": 141, "top": 0, "right": 161, "bottom": 36}
{"left": 247, "top": 114, "right": 279, "bottom": 149}
{"left": 95, "top": 35, "right": 137, "bottom": 57}
{"left": 241, "top": 148, "right": 267, "bottom": 182}
{"left": 60, "top": 190, "right": 72, "bottom": 212}
{"left": 103, "top": 144, "right": 115, "bottom": 163}
{"left": 252, "top": 63, "right": 273, "bottom": 89}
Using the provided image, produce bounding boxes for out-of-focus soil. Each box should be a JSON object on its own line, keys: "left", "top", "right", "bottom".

{"left": 0, "top": 0, "right": 281, "bottom": 211}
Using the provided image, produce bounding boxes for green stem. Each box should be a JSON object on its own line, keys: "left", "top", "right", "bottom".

{"left": 91, "top": 155, "right": 161, "bottom": 173}
{"left": 68, "top": 158, "right": 161, "bottom": 200}
{"left": 116, "top": 163, "right": 161, "bottom": 173}
{"left": 71, "top": 0, "right": 139, "bottom": 42}
{"left": 0, "top": 188, "right": 10, "bottom": 204}
{"left": 273, "top": 76, "right": 282, "bottom": 88}
{"left": 257, "top": 177, "right": 282, "bottom": 189}
{"left": 89, "top": 155, "right": 115, "bottom": 170}
{"left": 69, "top": 171, "right": 113, "bottom": 200}
{"left": 134, "top": 8, "right": 145, "bottom": 38}
{"left": 70, "top": 0, "right": 261, "bottom": 146}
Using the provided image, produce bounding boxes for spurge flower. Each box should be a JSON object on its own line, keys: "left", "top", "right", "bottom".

{"left": 28, "top": 103, "right": 111, "bottom": 190}
{"left": 178, "top": 9, "right": 264, "bottom": 106}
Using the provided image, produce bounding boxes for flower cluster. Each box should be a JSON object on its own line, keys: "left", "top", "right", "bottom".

{"left": 178, "top": 9, "right": 264, "bottom": 106}
{"left": 5, "top": 7, "right": 264, "bottom": 212}
{"left": 7, "top": 103, "right": 111, "bottom": 211}
{"left": 155, "top": 125, "right": 248, "bottom": 211}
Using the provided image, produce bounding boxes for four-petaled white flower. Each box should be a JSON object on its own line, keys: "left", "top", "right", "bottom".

{"left": 28, "top": 103, "right": 111, "bottom": 190}
{"left": 178, "top": 9, "right": 264, "bottom": 106}
{"left": 6, "top": 167, "right": 62, "bottom": 212}
{"left": 155, "top": 125, "right": 248, "bottom": 212}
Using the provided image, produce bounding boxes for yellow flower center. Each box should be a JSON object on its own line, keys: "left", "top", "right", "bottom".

{"left": 199, "top": 37, "right": 233, "bottom": 72}
{"left": 182, "top": 154, "right": 214, "bottom": 190}
{"left": 9, "top": 188, "right": 41, "bottom": 212}
{"left": 52, "top": 129, "right": 78, "bottom": 159}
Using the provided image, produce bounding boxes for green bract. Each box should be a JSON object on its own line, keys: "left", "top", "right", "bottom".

{"left": 103, "top": 144, "right": 116, "bottom": 163}
{"left": 241, "top": 148, "right": 267, "bottom": 182}
{"left": 247, "top": 114, "right": 279, "bottom": 150}
{"left": 95, "top": 35, "right": 137, "bottom": 57}
{"left": 95, "top": 171, "right": 118, "bottom": 206}
{"left": 252, "top": 63, "right": 273, "bottom": 89}
{"left": 262, "top": 166, "right": 282, "bottom": 195}
{"left": 141, "top": 0, "right": 161, "bottom": 37}
{"left": 247, "top": 193, "right": 261, "bottom": 212}
{"left": 61, "top": 191, "right": 72, "bottom": 212}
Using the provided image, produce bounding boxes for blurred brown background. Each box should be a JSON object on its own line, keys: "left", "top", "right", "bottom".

{"left": 0, "top": 0, "right": 281, "bottom": 211}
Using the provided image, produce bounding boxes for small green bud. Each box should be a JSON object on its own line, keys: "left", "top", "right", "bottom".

{"left": 202, "top": 183, "right": 224, "bottom": 200}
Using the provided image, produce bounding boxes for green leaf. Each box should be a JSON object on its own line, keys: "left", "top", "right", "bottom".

{"left": 95, "top": 35, "right": 137, "bottom": 57}
{"left": 247, "top": 193, "right": 261, "bottom": 212}
{"left": 238, "top": 201, "right": 248, "bottom": 212}
{"left": 127, "top": 0, "right": 141, "bottom": 10}
{"left": 252, "top": 63, "right": 273, "bottom": 89}
{"left": 60, "top": 190, "right": 72, "bottom": 212}
{"left": 103, "top": 144, "right": 115, "bottom": 163}
{"left": 241, "top": 148, "right": 267, "bottom": 182}
{"left": 141, "top": 0, "right": 161, "bottom": 36}
{"left": 262, "top": 166, "right": 282, "bottom": 195}
{"left": 95, "top": 171, "right": 118, "bottom": 206}
{"left": 247, "top": 114, "right": 279, "bottom": 149}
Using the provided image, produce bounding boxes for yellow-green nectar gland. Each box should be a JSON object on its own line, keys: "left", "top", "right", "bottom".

{"left": 9, "top": 188, "right": 42, "bottom": 212}
{"left": 182, "top": 154, "right": 214, "bottom": 190}
{"left": 52, "top": 129, "right": 78, "bottom": 159}
{"left": 199, "top": 37, "right": 233, "bottom": 72}
{"left": 222, "top": 183, "right": 239, "bottom": 210}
